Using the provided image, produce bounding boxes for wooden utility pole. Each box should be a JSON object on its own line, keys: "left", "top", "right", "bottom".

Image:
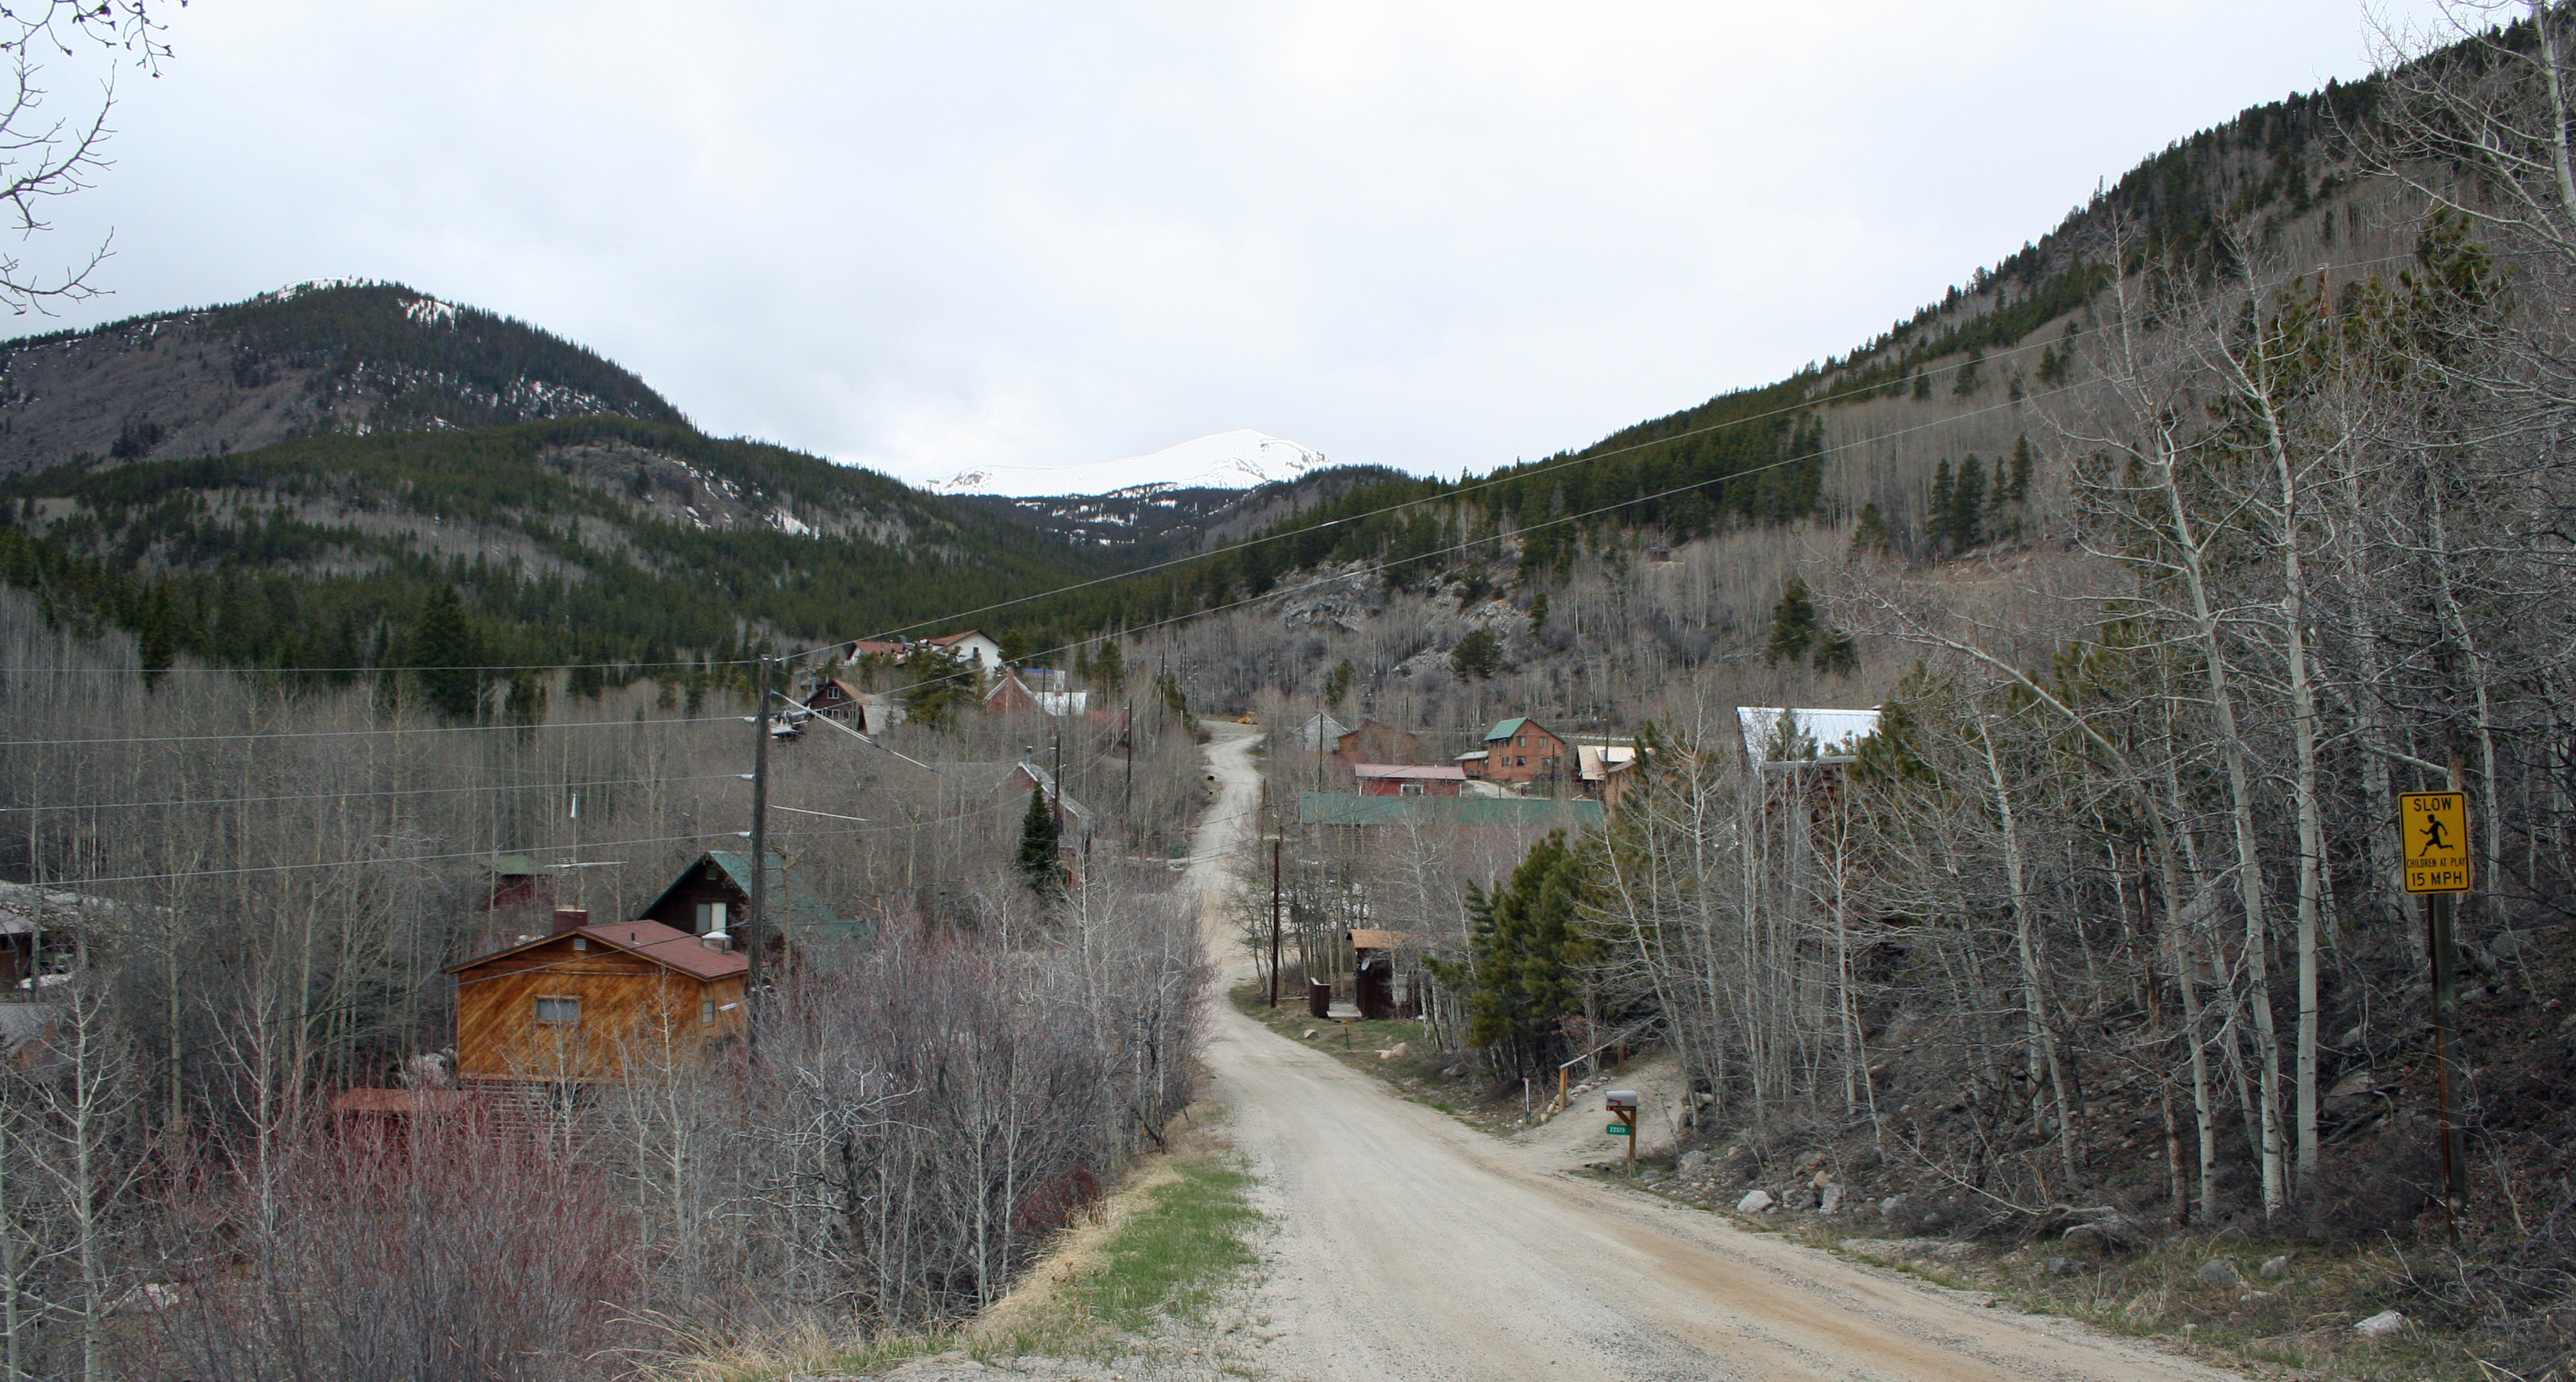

{"left": 1123, "top": 698, "right": 1134, "bottom": 817}
{"left": 746, "top": 654, "right": 772, "bottom": 1041}
{"left": 1269, "top": 833, "right": 1283, "bottom": 1007}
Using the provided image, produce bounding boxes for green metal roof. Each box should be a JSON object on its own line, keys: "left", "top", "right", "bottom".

{"left": 1298, "top": 792, "right": 1603, "bottom": 830}
{"left": 485, "top": 852, "right": 539, "bottom": 876}
{"left": 1486, "top": 717, "right": 1530, "bottom": 742}
{"left": 698, "top": 851, "right": 868, "bottom": 940}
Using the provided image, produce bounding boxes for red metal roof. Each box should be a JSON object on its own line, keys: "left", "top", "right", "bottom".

{"left": 1353, "top": 763, "right": 1468, "bottom": 780}
{"left": 580, "top": 921, "right": 750, "bottom": 980}
{"left": 444, "top": 920, "right": 749, "bottom": 980}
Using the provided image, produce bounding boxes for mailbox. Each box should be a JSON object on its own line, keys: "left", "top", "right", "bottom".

{"left": 1604, "top": 1089, "right": 1639, "bottom": 1114}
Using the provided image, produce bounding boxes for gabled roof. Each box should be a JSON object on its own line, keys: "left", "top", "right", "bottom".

{"left": 924, "top": 630, "right": 994, "bottom": 649}
{"left": 485, "top": 852, "right": 540, "bottom": 877}
{"left": 1353, "top": 763, "right": 1468, "bottom": 780}
{"left": 698, "top": 851, "right": 851, "bottom": 935}
{"left": 1017, "top": 761, "right": 1094, "bottom": 825}
{"left": 1486, "top": 717, "right": 1530, "bottom": 741}
{"left": 1576, "top": 745, "right": 1640, "bottom": 780}
{"left": 445, "top": 919, "right": 748, "bottom": 980}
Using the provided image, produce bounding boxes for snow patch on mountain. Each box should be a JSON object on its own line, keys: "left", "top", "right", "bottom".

{"left": 928, "top": 429, "right": 1324, "bottom": 497}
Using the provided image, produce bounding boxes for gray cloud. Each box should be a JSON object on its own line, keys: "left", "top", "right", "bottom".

{"left": 21, "top": 1, "right": 2443, "bottom": 485}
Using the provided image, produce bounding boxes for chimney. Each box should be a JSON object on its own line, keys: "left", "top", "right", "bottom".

{"left": 701, "top": 931, "right": 732, "bottom": 953}
{"left": 552, "top": 906, "right": 590, "bottom": 935}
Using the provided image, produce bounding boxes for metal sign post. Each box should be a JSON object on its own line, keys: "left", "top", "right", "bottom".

{"left": 2399, "top": 789, "right": 2472, "bottom": 1228}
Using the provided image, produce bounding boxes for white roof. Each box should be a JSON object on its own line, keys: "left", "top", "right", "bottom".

{"left": 1737, "top": 707, "right": 1881, "bottom": 763}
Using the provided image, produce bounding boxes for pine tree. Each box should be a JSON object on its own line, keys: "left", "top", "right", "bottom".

{"left": 411, "top": 584, "right": 483, "bottom": 721}
{"left": 2007, "top": 435, "right": 2035, "bottom": 505}
{"left": 1016, "top": 786, "right": 1061, "bottom": 897}
{"left": 1424, "top": 831, "right": 1591, "bottom": 1073}
{"left": 1767, "top": 579, "right": 1819, "bottom": 666}
{"left": 1851, "top": 502, "right": 1895, "bottom": 558}
{"left": 1811, "top": 628, "right": 1859, "bottom": 678}
{"left": 1929, "top": 460, "right": 1955, "bottom": 551}
{"left": 1323, "top": 658, "right": 1354, "bottom": 711}
{"left": 1910, "top": 369, "right": 1931, "bottom": 401}
{"left": 1450, "top": 625, "right": 1502, "bottom": 681}
{"left": 1951, "top": 348, "right": 1984, "bottom": 397}
{"left": 1951, "top": 455, "right": 1987, "bottom": 550}
{"left": 1527, "top": 591, "right": 1550, "bottom": 638}
{"left": 1093, "top": 638, "right": 1126, "bottom": 695}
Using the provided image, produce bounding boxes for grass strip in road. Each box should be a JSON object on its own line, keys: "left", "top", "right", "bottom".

{"left": 1077, "top": 1157, "right": 1260, "bottom": 1333}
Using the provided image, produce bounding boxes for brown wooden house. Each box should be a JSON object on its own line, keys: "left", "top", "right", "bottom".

{"left": 1330, "top": 719, "right": 1421, "bottom": 767}
{"left": 1477, "top": 716, "right": 1569, "bottom": 789}
{"left": 446, "top": 907, "right": 747, "bottom": 1084}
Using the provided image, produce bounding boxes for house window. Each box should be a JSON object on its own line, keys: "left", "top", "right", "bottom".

{"left": 694, "top": 900, "right": 729, "bottom": 934}
{"left": 701, "top": 999, "right": 716, "bottom": 1025}
{"left": 534, "top": 995, "right": 580, "bottom": 1025}
{"left": 1400, "top": 782, "right": 1425, "bottom": 797}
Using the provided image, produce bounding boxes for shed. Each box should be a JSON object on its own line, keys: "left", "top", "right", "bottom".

{"left": 446, "top": 909, "right": 748, "bottom": 1084}
{"left": 1346, "top": 929, "right": 1421, "bottom": 1019}
{"left": 0, "top": 881, "right": 128, "bottom": 988}
{"left": 481, "top": 852, "right": 549, "bottom": 912}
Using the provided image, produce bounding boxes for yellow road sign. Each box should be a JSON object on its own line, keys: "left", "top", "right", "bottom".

{"left": 2400, "top": 792, "right": 2471, "bottom": 894}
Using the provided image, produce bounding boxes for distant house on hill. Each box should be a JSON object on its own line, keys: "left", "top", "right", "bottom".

{"left": 0, "top": 881, "right": 135, "bottom": 988}
{"left": 834, "top": 631, "right": 1005, "bottom": 674}
{"left": 1477, "top": 717, "right": 1570, "bottom": 789}
{"left": 803, "top": 679, "right": 906, "bottom": 734}
{"left": 921, "top": 630, "right": 1004, "bottom": 672}
{"left": 1332, "top": 719, "right": 1420, "bottom": 767}
{"left": 1352, "top": 763, "right": 1466, "bottom": 798}
{"left": 985, "top": 672, "right": 1090, "bottom": 718}
{"left": 1297, "top": 713, "right": 1352, "bottom": 752}
{"left": 446, "top": 907, "right": 747, "bottom": 1085}
{"left": 1575, "top": 743, "right": 1645, "bottom": 809}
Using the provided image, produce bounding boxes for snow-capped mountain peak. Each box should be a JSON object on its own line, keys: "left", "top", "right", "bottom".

{"left": 928, "top": 429, "right": 1325, "bottom": 497}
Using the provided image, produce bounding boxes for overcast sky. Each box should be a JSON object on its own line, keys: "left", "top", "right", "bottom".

{"left": 20, "top": 1, "right": 2452, "bottom": 487}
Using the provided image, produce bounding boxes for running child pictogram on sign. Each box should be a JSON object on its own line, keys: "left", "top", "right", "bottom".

{"left": 2400, "top": 792, "right": 2471, "bottom": 894}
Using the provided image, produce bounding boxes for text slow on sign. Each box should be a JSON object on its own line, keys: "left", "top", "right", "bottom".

{"left": 2400, "top": 792, "right": 2471, "bottom": 894}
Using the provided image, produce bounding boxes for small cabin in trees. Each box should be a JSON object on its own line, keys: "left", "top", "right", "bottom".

{"left": 802, "top": 679, "right": 904, "bottom": 734}
{"left": 636, "top": 851, "right": 862, "bottom": 957}
{"left": 446, "top": 908, "right": 748, "bottom": 1084}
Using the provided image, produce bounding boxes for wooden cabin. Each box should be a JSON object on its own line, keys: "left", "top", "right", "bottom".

{"left": 446, "top": 908, "right": 747, "bottom": 1084}
{"left": 1478, "top": 716, "right": 1570, "bottom": 789}
{"left": 636, "top": 851, "right": 863, "bottom": 956}
{"left": 1331, "top": 719, "right": 1421, "bottom": 768}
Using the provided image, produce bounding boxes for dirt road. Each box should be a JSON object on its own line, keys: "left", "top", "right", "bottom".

{"left": 1187, "top": 723, "right": 2237, "bottom": 1382}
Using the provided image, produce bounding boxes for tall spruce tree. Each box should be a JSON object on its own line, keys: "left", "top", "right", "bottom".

{"left": 1950, "top": 455, "right": 1987, "bottom": 550}
{"left": 411, "top": 584, "right": 482, "bottom": 721}
{"left": 1767, "top": 579, "right": 1819, "bottom": 665}
{"left": 1015, "top": 785, "right": 1061, "bottom": 897}
{"left": 1928, "top": 460, "right": 1955, "bottom": 551}
{"left": 1427, "top": 831, "right": 1591, "bottom": 1074}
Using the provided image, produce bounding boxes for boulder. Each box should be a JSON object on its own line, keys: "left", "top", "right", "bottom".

{"left": 1819, "top": 1183, "right": 1845, "bottom": 1214}
{"left": 1879, "top": 1195, "right": 1907, "bottom": 1217}
{"left": 2258, "top": 1255, "right": 2291, "bottom": 1280}
{"left": 1301, "top": 1029, "right": 1319, "bottom": 1040}
{"left": 1737, "top": 1189, "right": 1776, "bottom": 1214}
{"left": 2354, "top": 1310, "right": 2408, "bottom": 1339}
{"left": 1676, "top": 1149, "right": 1709, "bottom": 1177}
{"left": 1784, "top": 1186, "right": 1819, "bottom": 1211}
{"left": 2045, "top": 1257, "right": 2081, "bottom": 1276}
{"left": 2196, "top": 1258, "right": 2243, "bottom": 1286}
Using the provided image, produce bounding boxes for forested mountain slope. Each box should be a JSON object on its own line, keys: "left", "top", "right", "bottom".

{"left": 0, "top": 280, "right": 689, "bottom": 476}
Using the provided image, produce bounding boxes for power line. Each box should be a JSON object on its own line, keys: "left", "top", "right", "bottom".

{"left": 31, "top": 832, "right": 733, "bottom": 889}
{"left": 798, "top": 249, "right": 2419, "bottom": 661}
{"left": 0, "top": 772, "right": 750, "bottom": 815}
{"left": 1, "top": 713, "right": 747, "bottom": 750}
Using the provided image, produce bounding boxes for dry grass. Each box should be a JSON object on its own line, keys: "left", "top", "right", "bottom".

{"left": 640, "top": 1102, "right": 1248, "bottom": 1381}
